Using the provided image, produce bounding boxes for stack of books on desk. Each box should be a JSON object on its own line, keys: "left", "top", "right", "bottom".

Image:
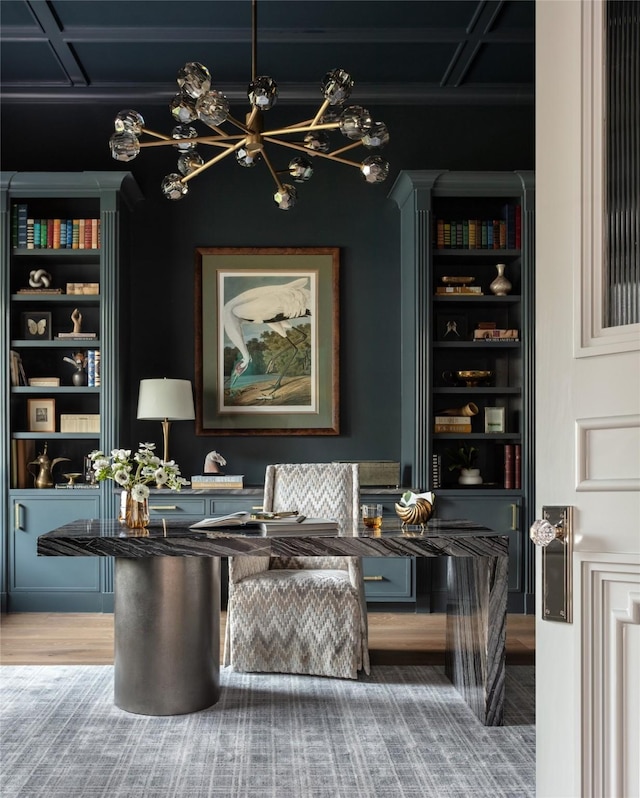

{"left": 190, "top": 474, "right": 244, "bottom": 490}
{"left": 189, "top": 511, "right": 338, "bottom": 536}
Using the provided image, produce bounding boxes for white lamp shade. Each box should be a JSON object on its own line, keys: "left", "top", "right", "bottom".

{"left": 137, "top": 378, "right": 195, "bottom": 421}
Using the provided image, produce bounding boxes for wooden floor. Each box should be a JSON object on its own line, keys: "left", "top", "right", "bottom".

{"left": 0, "top": 612, "right": 535, "bottom": 666}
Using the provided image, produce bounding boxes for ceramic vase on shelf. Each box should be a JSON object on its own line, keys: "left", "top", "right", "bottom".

{"left": 489, "top": 263, "right": 512, "bottom": 296}
{"left": 120, "top": 489, "right": 150, "bottom": 529}
{"left": 458, "top": 468, "right": 483, "bottom": 486}
{"left": 71, "top": 366, "right": 87, "bottom": 386}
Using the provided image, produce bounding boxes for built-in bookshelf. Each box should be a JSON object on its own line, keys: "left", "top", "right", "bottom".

{"left": 389, "top": 171, "right": 535, "bottom": 613}
{"left": 1, "top": 172, "right": 142, "bottom": 612}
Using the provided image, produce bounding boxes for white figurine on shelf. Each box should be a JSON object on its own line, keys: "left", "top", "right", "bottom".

{"left": 204, "top": 450, "right": 227, "bottom": 474}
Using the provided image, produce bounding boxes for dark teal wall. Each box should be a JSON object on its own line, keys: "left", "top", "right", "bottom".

{"left": 1, "top": 102, "right": 534, "bottom": 484}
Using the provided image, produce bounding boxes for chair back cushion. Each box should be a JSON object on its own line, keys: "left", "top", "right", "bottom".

{"left": 263, "top": 462, "right": 359, "bottom": 536}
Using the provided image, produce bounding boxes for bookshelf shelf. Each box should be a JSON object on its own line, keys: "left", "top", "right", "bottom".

{"left": 433, "top": 295, "right": 521, "bottom": 304}
{"left": 12, "top": 431, "right": 101, "bottom": 440}
{"left": 11, "top": 339, "right": 102, "bottom": 348}
{"left": 12, "top": 248, "right": 100, "bottom": 257}
{"left": 11, "top": 387, "right": 101, "bottom": 394}
{"left": 433, "top": 341, "right": 521, "bottom": 349}
{"left": 12, "top": 294, "right": 101, "bottom": 303}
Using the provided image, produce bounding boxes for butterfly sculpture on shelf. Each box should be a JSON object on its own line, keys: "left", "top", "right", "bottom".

{"left": 27, "top": 318, "right": 47, "bottom": 336}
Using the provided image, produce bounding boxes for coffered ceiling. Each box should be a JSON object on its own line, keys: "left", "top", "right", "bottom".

{"left": 1, "top": 0, "right": 534, "bottom": 106}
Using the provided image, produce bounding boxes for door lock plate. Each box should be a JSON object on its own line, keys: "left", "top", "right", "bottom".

{"left": 539, "top": 505, "right": 573, "bottom": 623}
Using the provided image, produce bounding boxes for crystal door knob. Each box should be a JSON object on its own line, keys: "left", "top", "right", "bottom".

{"left": 530, "top": 518, "right": 564, "bottom": 546}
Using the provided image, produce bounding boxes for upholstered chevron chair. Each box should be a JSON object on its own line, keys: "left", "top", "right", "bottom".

{"left": 223, "top": 462, "right": 370, "bottom": 679}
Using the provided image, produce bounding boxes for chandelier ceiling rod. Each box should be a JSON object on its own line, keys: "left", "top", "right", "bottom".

{"left": 108, "top": 0, "right": 390, "bottom": 210}
{"left": 251, "top": 0, "right": 258, "bottom": 84}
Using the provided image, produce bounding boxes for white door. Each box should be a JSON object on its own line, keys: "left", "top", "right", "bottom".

{"left": 536, "top": 2, "right": 640, "bottom": 796}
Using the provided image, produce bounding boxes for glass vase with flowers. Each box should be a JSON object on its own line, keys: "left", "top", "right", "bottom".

{"left": 89, "top": 442, "right": 188, "bottom": 528}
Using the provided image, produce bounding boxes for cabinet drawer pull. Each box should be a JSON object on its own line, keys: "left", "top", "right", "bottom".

{"left": 511, "top": 503, "right": 518, "bottom": 531}
{"left": 149, "top": 505, "right": 178, "bottom": 511}
{"left": 364, "top": 575, "right": 385, "bottom": 582}
{"left": 14, "top": 502, "right": 24, "bottom": 531}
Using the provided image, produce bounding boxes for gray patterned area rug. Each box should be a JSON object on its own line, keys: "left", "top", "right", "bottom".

{"left": 0, "top": 665, "right": 534, "bottom": 798}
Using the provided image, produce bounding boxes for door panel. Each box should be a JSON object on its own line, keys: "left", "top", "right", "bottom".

{"left": 536, "top": 2, "right": 640, "bottom": 795}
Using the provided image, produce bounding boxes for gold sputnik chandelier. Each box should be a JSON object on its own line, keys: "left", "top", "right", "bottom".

{"left": 108, "top": 0, "right": 390, "bottom": 210}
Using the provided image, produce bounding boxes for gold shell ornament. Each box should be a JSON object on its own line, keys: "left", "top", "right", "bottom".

{"left": 394, "top": 491, "right": 435, "bottom": 526}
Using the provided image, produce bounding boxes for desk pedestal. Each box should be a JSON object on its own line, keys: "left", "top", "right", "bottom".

{"left": 114, "top": 557, "right": 220, "bottom": 715}
{"left": 445, "top": 555, "right": 508, "bottom": 726}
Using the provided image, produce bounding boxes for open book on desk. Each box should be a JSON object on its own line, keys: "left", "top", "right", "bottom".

{"left": 189, "top": 512, "right": 339, "bottom": 536}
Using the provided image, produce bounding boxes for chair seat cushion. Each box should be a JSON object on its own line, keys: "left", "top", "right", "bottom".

{"left": 227, "top": 569, "right": 363, "bottom": 679}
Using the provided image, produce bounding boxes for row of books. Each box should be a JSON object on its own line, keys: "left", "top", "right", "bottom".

{"left": 190, "top": 474, "right": 245, "bottom": 490}
{"left": 12, "top": 205, "right": 101, "bottom": 249}
{"left": 435, "top": 205, "right": 521, "bottom": 250}
{"left": 87, "top": 350, "right": 101, "bottom": 387}
{"left": 10, "top": 439, "right": 36, "bottom": 489}
{"left": 9, "top": 350, "right": 27, "bottom": 386}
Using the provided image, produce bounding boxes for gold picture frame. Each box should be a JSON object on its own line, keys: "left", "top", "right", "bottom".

{"left": 195, "top": 247, "right": 340, "bottom": 436}
{"left": 27, "top": 398, "right": 56, "bottom": 433}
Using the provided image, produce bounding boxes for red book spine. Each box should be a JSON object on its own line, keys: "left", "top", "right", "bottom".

{"left": 514, "top": 443, "right": 522, "bottom": 489}
{"left": 515, "top": 205, "right": 522, "bottom": 249}
{"left": 504, "top": 444, "right": 514, "bottom": 489}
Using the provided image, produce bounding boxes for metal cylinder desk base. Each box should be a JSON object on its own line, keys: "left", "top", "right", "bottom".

{"left": 114, "top": 556, "right": 220, "bottom": 715}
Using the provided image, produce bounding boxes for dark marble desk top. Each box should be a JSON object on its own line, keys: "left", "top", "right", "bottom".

{"left": 38, "top": 517, "right": 508, "bottom": 559}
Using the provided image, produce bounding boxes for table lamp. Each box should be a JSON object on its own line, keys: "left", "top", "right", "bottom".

{"left": 137, "top": 378, "right": 195, "bottom": 463}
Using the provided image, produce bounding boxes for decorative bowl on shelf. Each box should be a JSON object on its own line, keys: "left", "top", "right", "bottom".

{"left": 394, "top": 491, "right": 435, "bottom": 526}
{"left": 455, "top": 370, "right": 493, "bottom": 387}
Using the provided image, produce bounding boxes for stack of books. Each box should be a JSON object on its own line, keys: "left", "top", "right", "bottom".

{"left": 28, "top": 377, "right": 60, "bottom": 387}
{"left": 434, "top": 416, "right": 472, "bottom": 434}
{"left": 473, "top": 328, "right": 519, "bottom": 341}
{"left": 190, "top": 474, "right": 244, "bottom": 490}
{"left": 435, "top": 285, "right": 483, "bottom": 295}
{"left": 60, "top": 414, "right": 100, "bottom": 433}
{"left": 55, "top": 331, "right": 97, "bottom": 341}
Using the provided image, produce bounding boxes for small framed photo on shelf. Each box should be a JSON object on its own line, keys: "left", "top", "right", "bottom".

{"left": 21, "top": 311, "right": 52, "bottom": 340}
{"left": 27, "top": 398, "right": 56, "bottom": 433}
{"left": 484, "top": 406, "right": 506, "bottom": 433}
{"left": 436, "top": 313, "right": 468, "bottom": 342}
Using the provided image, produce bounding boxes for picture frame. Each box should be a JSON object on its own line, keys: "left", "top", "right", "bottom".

{"left": 27, "top": 398, "right": 56, "bottom": 433}
{"left": 436, "top": 313, "right": 468, "bottom": 342}
{"left": 484, "top": 406, "right": 506, "bottom": 433}
{"left": 21, "top": 311, "right": 52, "bottom": 340}
{"left": 195, "top": 247, "right": 340, "bottom": 435}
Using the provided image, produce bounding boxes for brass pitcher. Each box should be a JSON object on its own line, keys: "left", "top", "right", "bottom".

{"left": 27, "top": 443, "right": 70, "bottom": 489}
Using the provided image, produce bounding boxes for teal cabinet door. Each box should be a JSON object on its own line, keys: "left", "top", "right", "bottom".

{"left": 9, "top": 493, "right": 102, "bottom": 611}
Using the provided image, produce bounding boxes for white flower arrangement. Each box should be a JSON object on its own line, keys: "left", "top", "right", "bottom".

{"left": 89, "top": 442, "right": 188, "bottom": 502}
